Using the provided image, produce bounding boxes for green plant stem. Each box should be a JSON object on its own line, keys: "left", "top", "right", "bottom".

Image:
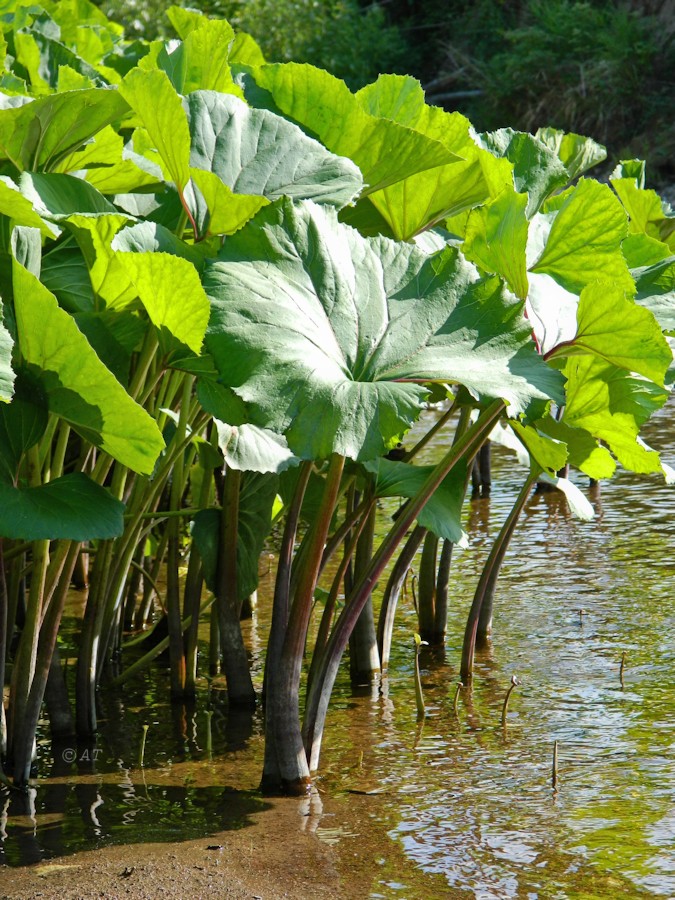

{"left": 216, "top": 467, "right": 256, "bottom": 706}
{"left": 460, "top": 469, "right": 538, "bottom": 682}
{"left": 261, "top": 460, "right": 312, "bottom": 791}
{"left": 376, "top": 524, "right": 427, "bottom": 672}
{"left": 304, "top": 399, "right": 505, "bottom": 773}
{"left": 417, "top": 531, "right": 438, "bottom": 642}
{"left": 269, "top": 453, "right": 345, "bottom": 793}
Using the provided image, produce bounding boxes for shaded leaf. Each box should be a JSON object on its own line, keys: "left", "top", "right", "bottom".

{"left": 0, "top": 473, "right": 125, "bottom": 540}
{"left": 365, "top": 456, "right": 468, "bottom": 545}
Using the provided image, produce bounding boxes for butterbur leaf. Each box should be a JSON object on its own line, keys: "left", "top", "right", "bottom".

{"left": 155, "top": 18, "right": 241, "bottom": 96}
{"left": 464, "top": 187, "right": 529, "bottom": 298}
{"left": 20, "top": 172, "right": 118, "bottom": 219}
{"left": 214, "top": 420, "right": 297, "bottom": 474}
{"left": 509, "top": 421, "right": 568, "bottom": 474}
{"left": 0, "top": 88, "right": 128, "bottom": 172}
{"left": 120, "top": 68, "right": 191, "bottom": 192}
{"left": 13, "top": 261, "right": 164, "bottom": 474}
{"left": 350, "top": 74, "right": 498, "bottom": 238}
{"left": 115, "top": 251, "right": 210, "bottom": 355}
{"left": 185, "top": 91, "right": 363, "bottom": 210}
{"left": 529, "top": 179, "right": 632, "bottom": 294}
{"left": 241, "top": 63, "right": 457, "bottom": 194}
{"left": 204, "top": 199, "right": 562, "bottom": 461}
{"left": 538, "top": 417, "right": 615, "bottom": 480}
{"left": 546, "top": 282, "right": 672, "bottom": 385}
{"left": 189, "top": 169, "right": 267, "bottom": 236}
{"left": 477, "top": 128, "right": 568, "bottom": 216}
{"left": 365, "top": 457, "right": 468, "bottom": 546}
{"left": 563, "top": 356, "right": 668, "bottom": 476}
{"left": 0, "top": 369, "right": 47, "bottom": 479}
{"left": 633, "top": 256, "right": 675, "bottom": 335}
{"left": 0, "top": 473, "right": 125, "bottom": 540}
{"left": 535, "top": 127, "right": 607, "bottom": 181}
{"left": 0, "top": 176, "right": 59, "bottom": 238}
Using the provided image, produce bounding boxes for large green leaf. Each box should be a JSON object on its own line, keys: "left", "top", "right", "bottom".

{"left": 151, "top": 18, "right": 241, "bottom": 97}
{"left": 0, "top": 175, "right": 59, "bottom": 237}
{"left": 241, "top": 63, "right": 458, "bottom": 195}
{"left": 546, "top": 282, "right": 671, "bottom": 385}
{"left": 115, "top": 251, "right": 210, "bottom": 354}
{"left": 365, "top": 457, "right": 468, "bottom": 545}
{"left": 185, "top": 90, "right": 363, "bottom": 210}
{"left": 19, "top": 171, "right": 118, "bottom": 218}
{"left": 0, "top": 473, "right": 125, "bottom": 540}
{"left": 13, "top": 261, "right": 164, "bottom": 473}
{"left": 348, "top": 74, "right": 502, "bottom": 239}
{"left": 204, "top": 199, "right": 563, "bottom": 461}
{"left": 0, "top": 88, "right": 128, "bottom": 172}
{"left": 611, "top": 172, "right": 675, "bottom": 250}
{"left": 463, "top": 187, "right": 529, "bottom": 299}
{"left": 563, "top": 356, "right": 668, "bottom": 475}
{"left": 537, "top": 417, "right": 615, "bottom": 480}
{"left": 509, "top": 421, "right": 568, "bottom": 474}
{"left": 529, "top": 179, "right": 632, "bottom": 294}
{"left": 535, "top": 127, "right": 607, "bottom": 181}
{"left": 119, "top": 68, "right": 190, "bottom": 191}
{"left": 477, "top": 128, "right": 568, "bottom": 216}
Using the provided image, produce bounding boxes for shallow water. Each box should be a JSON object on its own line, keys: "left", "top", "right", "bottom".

{"left": 1, "top": 400, "right": 674, "bottom": 898}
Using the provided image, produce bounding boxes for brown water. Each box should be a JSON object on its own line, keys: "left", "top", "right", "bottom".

{"left": 1, "top": 401, "right": 674, "bottom": 898}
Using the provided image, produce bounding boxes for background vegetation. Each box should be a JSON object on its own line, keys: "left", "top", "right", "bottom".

{"left": 100, "top": 0, "right": 675, "bottom": 183}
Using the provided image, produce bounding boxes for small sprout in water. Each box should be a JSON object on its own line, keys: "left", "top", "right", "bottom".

{"left": 138, "top": 723, "right": 149, "bottom": 768}
{"left": 552, "top": 740, "right": 559, "bottom": 792}
{"left": 501, "top": 675, "right": 520, "bottom": 727}
{"left": 579, "top": 608, "right": 585, "bottom": 624}
{"left": 453, "top": 682, "right": 463, "bottom": 716}
{"left": 620, "top": 650, "right": 627, "bottom": 687}
{"left": 413, "top": 633, "right": 428, "bottom": 720}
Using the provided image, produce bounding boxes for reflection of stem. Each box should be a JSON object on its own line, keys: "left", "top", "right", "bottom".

{"left": 552, "top": 740, "right": 559, "bottom": 791}
{"left": 620, "top": 651, "right": 626, "bottom": 688}
{"left": 501, "top": 675, "right": 520, "bottom": 727}
{"left": 139, "top": 724, "right": 149, "bottom": 768}
{"left": 412, "top": 719, "right": 425, "bottom": 750}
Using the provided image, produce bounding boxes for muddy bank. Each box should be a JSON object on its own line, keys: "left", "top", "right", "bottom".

{"left": 0, "top": 790, "right": 453, "bottom": 900}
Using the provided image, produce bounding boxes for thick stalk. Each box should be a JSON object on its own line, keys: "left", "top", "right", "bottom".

{"left": 376, "top": 525, "right": 426, "bottom": 671}
{"left": 433, "top": 539, "right": 453, "bottom": 644}
{"left": 303, "top": 400, "right": 505, "bottom": 772}
{"left": 460, "top": 470, "right": 537, "bottom": 681}
{"left": 261, "top": 461, "right": 312, "bottom": 790}
{"left": 417, "top": 532, "right": 438, "bottom": 643}
{"left": 348, "top": 493, "right": 380, "bottom": 684}
{"left": 308, "top": 496, "right": 374, "bottom": 695}
{"left": 217, "top": 468, "right": 255, "bottom": 706}
{"left": 270, "top": 454, "right": 345, "bottom": 794}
